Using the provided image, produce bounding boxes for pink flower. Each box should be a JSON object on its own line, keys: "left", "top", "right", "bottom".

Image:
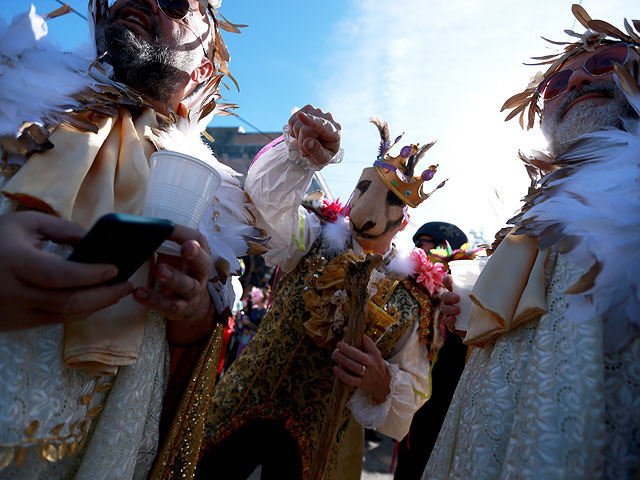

{"left": 321, "top": 198, "right": 346, "bottom": 223}
{"left": 410, "top": 247, "right": 446, "bottom": 295}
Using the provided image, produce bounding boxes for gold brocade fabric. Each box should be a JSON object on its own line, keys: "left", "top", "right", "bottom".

{"left": 201, "top": 239, "right": 435, "bottom": 479}
{"left": 2, "top": 108, "right": 157, "bottom": 375}
{"left": 464, "top": 231, "right": 548, "bottom": 347}
{"left": 301, "top": 249, "right": 402, "bottom": 349}
{"left": 149, "top": 324, "right": 225, "bottom": 480}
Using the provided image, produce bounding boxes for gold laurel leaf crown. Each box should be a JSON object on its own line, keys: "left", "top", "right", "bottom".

{"left": 502, "top": 4, "right": 640, "bottom": 130}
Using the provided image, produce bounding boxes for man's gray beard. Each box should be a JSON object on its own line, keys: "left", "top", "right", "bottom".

{"left": 541, "top": 83, "right": 637, "bottom": 157}
{"left": 95, "top": 15, "right": 198, "bottom": 105}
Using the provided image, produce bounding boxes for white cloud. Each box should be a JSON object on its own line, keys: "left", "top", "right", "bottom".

{"left": 319, "top": 0, "right": 636, "bottom": 246}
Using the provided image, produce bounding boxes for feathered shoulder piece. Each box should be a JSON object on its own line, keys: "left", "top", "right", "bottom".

{"left": 512, "top": 87, "right": 640, "bottom": 353}
{"left": 0, "top": 6, "right": 152, "bottom": 157}
{"left": 501, "top": 4, "right": 640, "bottom": 130}
{"left": 1, "top": 3, "right": 244, "bottom": 157}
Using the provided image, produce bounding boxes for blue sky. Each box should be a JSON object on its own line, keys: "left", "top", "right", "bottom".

{"left": 3, "top": 1, "right": 636, "bottom": 246}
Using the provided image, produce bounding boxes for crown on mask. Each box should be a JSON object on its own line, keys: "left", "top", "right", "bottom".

{"left": 370, "top": 118, "right": 445, "bottom": 208}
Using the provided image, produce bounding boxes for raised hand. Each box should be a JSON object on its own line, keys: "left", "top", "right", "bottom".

{"left": 287, "top": 104, "right": 341, "bottom": 167}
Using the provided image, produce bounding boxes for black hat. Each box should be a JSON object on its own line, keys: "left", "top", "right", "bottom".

{"left": 412, "top": 222, "right": 468, "bottom": 250}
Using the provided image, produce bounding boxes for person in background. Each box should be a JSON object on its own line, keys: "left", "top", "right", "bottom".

{"left": 394, "top": 222, "right": 469, "bottom": 480}
{"left": 247, "top": 286, "right": 268, "bottom": 330}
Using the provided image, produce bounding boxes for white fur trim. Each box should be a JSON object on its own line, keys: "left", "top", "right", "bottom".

{"left": 321, "top": 214, "right": 351, "bottom": 256}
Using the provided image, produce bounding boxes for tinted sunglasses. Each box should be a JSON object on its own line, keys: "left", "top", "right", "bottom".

{"left": 536, "top": 43, "right": 631, "bottom": 101}
{"left": 155, "top": 0, "right": 208, "bottom": 56}
{"left": 156, "top": 0, "right": 195, "bottom": 20}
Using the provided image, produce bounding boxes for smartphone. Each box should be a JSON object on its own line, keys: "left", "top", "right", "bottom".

{"left": 68, "top": 213, "right": 175, "bottom": 284}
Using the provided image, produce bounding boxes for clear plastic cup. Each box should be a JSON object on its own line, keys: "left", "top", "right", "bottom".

{"left": 448, "top": 257, "right": 488, "bottom": 331}
{"left": 143, "top": 151, "right": 221, "bottom": 255}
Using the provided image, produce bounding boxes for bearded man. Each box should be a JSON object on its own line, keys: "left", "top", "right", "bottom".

{"left": 0, "top": 1, "right": 263, "bottom": 478}
{"left": 424, "top": 5, "right": 640, "bottom": 480}
{"left": 196, "top": 106, "right": 447, "bottom": 479}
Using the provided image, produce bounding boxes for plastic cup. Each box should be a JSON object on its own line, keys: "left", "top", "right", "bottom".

{"left": 143, "top": 150, "right": 221, "bottom": 255}
{"left": 448, "top": 258, "right": 488, "bottom": 331}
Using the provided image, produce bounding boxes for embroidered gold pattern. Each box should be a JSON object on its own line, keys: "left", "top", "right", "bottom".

{"left": 0, "top": 377, "right": 113, "bottom": 470}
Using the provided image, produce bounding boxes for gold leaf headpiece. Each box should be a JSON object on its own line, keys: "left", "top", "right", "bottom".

{"left": 370, "top": 118, "right": 445, "bottom": 208}
{"left": 501, "top": 4, "right": 640, "bottom": 130}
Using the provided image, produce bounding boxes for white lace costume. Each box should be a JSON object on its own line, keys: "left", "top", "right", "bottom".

{"left": 424, "top": 89, "right": 640, "bottom": 480}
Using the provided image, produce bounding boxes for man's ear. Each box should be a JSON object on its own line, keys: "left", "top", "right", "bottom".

{"left": 191, "top": 58, "right": 214, "bottom": 84}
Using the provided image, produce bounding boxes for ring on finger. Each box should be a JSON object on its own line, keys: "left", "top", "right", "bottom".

{"left": 360, "top": 364, "right": 366, "bottom": 376}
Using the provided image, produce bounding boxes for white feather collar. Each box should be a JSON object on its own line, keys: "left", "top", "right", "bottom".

{"left": 520, "top": 90, "right": 640, "bottom": 353}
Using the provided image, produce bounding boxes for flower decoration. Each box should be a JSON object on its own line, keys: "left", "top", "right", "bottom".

{"left": 429, "top": 241, "right": 484, "bottom": 272}
{"left": 320, "top": 198, "right": 346, "bottom": 223}
{"left": 410, "top": 247, "right": 446, "bottom": 295}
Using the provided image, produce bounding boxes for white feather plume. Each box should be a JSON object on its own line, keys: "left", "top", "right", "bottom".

{"left": 0, "top": 6, "right": 93, "bottom": 138}
{"left": 387, "top": 244, "right": 418, "bottom": 277}
{"left": 321, "top": 213, "right": 351, "bottom": 256}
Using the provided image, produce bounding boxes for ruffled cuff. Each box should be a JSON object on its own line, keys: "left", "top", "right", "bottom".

{"left": 283, "top": 126, "right": 344, "bottom": 172}
{"left": 348, "top": 362, "right": 408, "bottom": 431}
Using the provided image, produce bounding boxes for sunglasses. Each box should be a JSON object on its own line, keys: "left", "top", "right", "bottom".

{"left": 536, "top": 43, "right": 631, "bottom": 101}
{"left": 156, "top": 0, "right": 196, "bottom": 20}
{"left": 155, "top": 0, "right": 208, "bottom": 56}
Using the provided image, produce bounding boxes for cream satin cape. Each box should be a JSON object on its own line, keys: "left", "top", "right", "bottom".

{"left": 3, "top": 108, "right": 156, "bottom": 375}
{"left": 464, "top": 231, "right": 548, "bottom": 346}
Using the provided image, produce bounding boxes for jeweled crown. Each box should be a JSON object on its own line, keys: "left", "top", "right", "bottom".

{"left": 370, "top": 118, "right": 444, "bottom": 208}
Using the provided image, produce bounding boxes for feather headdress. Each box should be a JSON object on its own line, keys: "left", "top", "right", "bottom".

{"left": 501, "top": 4, "right": 640, "bottom": 130}
{"left": 90, "top": 0, "right": 245, "bottom": 128}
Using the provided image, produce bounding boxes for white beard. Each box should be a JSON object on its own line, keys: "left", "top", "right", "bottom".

{"left": 541, "top": 84, "right": 635, "bottom": 157}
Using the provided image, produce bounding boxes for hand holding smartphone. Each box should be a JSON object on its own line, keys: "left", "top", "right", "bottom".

{"left": 68, "top": 213, "right": 174, "bottom": 284}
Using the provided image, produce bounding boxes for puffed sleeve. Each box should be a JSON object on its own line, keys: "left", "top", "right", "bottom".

{"left": 244, "top": 126, "right": 343, "bottom": 273}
